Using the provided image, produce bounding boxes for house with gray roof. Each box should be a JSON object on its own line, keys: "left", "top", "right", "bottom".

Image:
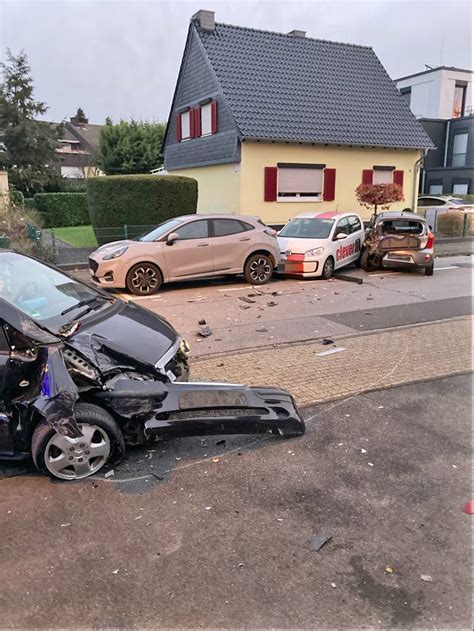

{"left": 163, "top": 10, "right": 433, "bottom": 222}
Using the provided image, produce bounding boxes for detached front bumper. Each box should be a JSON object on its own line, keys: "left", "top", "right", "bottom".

{"left": 95, "top": 379, "right": 305, "bottom": 439}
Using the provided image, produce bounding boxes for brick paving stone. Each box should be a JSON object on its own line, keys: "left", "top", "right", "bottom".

{"left": 190, "top": 317, "right": 473, "bottom": 406}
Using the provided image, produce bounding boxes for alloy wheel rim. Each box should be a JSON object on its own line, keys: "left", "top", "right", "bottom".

{"left": 249, "top": 258, "right": 271, "bottom": 282}
{"left": 132, "top": 267, "right": 158, "bottom": 294}
{"left": 44, "top": 424, "right": 111, "bottom": 480}
{"left": 324, "top": 259, "right": 333, "bottom": 277}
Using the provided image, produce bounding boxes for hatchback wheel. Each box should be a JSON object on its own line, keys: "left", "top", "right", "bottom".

{"left": 126, "top": 263, "right": 162, "bottom": 295}
{"left": 321, "top": 256, "right": 335, "bottom": 280}
{"left": 31, "top": 403, "right": 125, "bottom": 481}
{"left": 244, "top": 254, "right": 273, "bottom": 285}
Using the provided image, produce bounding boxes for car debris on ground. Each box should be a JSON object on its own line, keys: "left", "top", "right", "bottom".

{"left": 310, "top": 534, "right": 332, "bottom": 551}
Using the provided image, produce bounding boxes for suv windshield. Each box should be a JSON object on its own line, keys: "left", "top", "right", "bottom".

{"left": 279, "top": 217, "right": 335, "bottom": 239}
{"left": 0, "top": 252, "right": 110, "bottom": 333}
{"left": 139, "top": 219, "right": 184, "bottom": 242}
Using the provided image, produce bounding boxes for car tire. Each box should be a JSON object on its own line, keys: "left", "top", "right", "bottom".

{"left": 320, "top": 256, "right": 335, "bottom": 280}
{"left": 31, "top": 403, "right": 125, "bottom": 481}
{"left": 244, "top": 253, "right": 273, "bottom": 285}
{"left": 126, "top": 262, "right": 162, "bottom": 295}
{"left": 360, "top": 249, "right": 378, "bottom": 272}
{"left": 425, "top": 262, "right": 434, "bottom": 276}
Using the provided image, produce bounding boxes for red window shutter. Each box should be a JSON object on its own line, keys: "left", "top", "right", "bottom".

{"left": 211, "top": 101, "right": 218, "bottom": 134}
{"left": 176, "top": 114, "right": 182, "bottom": 142}
{"left": 264, "top": 167, "right": 278, "bottom": 202}
{"left": 189, "top": 109, "right": 195, "bottom": 138}
{"left": 393, "top": 170, "right": 404, "bottom": 188}
{"left": 323, "top": 168, "right": 336, "bottom": 201}
{"left": 194, "top": 107, "right": 202, "bottom": 138}
{"left": 362, "top": 169, "right": 373, "bottom": 184}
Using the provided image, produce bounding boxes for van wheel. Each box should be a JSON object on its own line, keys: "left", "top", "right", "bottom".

{"left": 321, "top": 257, "right": 335, "bottom": 280}
{"left": 126, "top": 263, "right": 162, "bottom": 295}
{"left": 31, "top": 403, "right": 125, "bottom": 481}
{"left": 425, "top": 262, "right": 434, "bottom": 276}
{"left": 244, "top": 254, "right": 273, "bottom": 284}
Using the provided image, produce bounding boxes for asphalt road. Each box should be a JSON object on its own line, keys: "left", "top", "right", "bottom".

{"left": 102, "top": 255, "right": 473, "bottom": 357}
{"left": 1, "top": 375, "right": 472, "bottom": 629}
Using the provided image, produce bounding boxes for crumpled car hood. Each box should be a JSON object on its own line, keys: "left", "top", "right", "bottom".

{"left": 66, "top": 300, "right": 179, "bottom": 372}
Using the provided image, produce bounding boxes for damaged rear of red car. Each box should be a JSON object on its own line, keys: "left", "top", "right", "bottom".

{"left": 0, "top": 254, "right": 304, "bottom": 481}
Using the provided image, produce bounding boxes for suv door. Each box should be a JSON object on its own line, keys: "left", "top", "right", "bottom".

{"left": 211, "top": 219, "right": 255, "bottom": 274}
{"left": 0, "top": 323, "right": 13, "bottom": 455}
{"left": 163, "top": 219, "right": 213, "bottom": 279}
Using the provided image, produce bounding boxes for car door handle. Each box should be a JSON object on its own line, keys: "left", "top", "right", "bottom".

{"left": 239, "top": 237, "right": 251, "bottom": 241}
{"left": 197, "top": 243, "right": 209, "bottom": 247}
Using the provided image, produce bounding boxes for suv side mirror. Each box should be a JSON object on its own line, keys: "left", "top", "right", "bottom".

{"left": 335, "top": 232, "right": 347, "bottom": 240}
{"left": 166, "top": 232, "right": 180, "bottom": 245}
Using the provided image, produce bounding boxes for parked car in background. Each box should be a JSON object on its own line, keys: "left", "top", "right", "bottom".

{"left": 0, "top": 251, "right": 305, "bottom": 481}
{"left": 277, "top": 212, "right": 364, "bottom": 279}
{"left": 89, "top": 215, "right": 279, "bottom": 295}
{"left": 362, "top": 212, "right": 434, "bottom": 275}
{"left": 417, "top": 195, "right": 473, "bottom": 212}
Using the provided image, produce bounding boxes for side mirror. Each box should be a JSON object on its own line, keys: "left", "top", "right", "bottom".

{"left": 335, "top": 232, "right": 347, "bottom": 240}
{"left": 166, "top": 232, "right": 180, "bottom": 245}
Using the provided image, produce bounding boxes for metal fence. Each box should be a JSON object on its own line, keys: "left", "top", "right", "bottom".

{"left": 416, "top": 208, "right": 473, "bottom": 237}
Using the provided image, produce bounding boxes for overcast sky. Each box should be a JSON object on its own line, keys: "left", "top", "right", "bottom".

{"left": 0, "top": 0, "right": 471, "bottom": 124}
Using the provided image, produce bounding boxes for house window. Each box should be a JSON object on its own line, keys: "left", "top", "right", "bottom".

{"left": 452, "top": 183, "right": 468, "bottom": 195}
{"left": 373, "top": 169, "right": 393, "bottom": 184}
{"left": 400, "top": 86, "right": 411, "bottom": 106}
{"left": 452, "top": 132, "right": 468, "bottom": 167}
{"left": 452, "top": 84, "right": 466, "bottom": 118}
{"left": 428, "top": 183, "right": 443, "bottom": 194}
{"left": 277, "top": 165, "right": 323, "bottom": 201}
{"left": 181, "top": 111, "right": 191, "bottom": 140}
{"left": 61, "top": 166, "right": 84, "bottom": 179}
{"left": 201, "top": 103, "right": 212, "bottom": 136}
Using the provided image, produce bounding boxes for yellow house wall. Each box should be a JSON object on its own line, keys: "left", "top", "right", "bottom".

{"left": 168, "top": 163, "right": 241, "bottom": 214}
{"left": 240, "top": 142, "right": 422, "bottom": 222}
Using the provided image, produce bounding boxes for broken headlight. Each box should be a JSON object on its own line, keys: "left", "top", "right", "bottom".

{"left": 180, "top": 339, "right": 190, "bottom": 356}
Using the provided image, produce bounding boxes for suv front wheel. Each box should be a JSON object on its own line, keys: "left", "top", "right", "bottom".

{"left": 244, "top": 254, "right": 273, "bottom": 285}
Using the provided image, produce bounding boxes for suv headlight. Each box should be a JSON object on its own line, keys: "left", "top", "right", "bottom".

{"left": 103, "top": 246, "right": 128, "bottom": 260}
{"left": 305, "top": 247, "right": 324, "bottom": 258}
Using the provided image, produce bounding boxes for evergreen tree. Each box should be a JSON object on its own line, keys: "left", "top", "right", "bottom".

{"left": 0, "top": 49, "right": 61, "bottom": 196}
{"left": 97, "top": 118, "right": 165, "bottom": 175}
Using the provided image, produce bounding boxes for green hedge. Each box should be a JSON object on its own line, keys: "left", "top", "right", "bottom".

{"left": 34, "top": 192, "right": 89, "bottom": 228}
{"left": 87, "top": 175, "right": 197, "bottom": 242}
{"left": 437, "top": 212, "right": 473, "bottom": 237}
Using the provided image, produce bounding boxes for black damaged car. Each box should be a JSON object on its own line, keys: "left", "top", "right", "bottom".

{"left": 0, "top": 251, "right": 305, "bottom": 480}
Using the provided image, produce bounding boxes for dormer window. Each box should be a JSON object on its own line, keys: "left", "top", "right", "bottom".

{"left": 201, "top": 102, "right": 213, "bottom": 136}
{"left": 180, "top": 110, "right": 191, "bottom": 140}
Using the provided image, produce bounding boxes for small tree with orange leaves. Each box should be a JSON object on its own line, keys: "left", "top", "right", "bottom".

{"left": 355, "top": 183, "right": 404, "bottom": 217}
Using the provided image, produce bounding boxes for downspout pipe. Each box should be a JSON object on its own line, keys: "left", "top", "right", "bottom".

{"left": 443, "top": 120, "right": 451, "bottom": 168}
{"left": 412, "top": 151, "right": 426, "bottom": 210}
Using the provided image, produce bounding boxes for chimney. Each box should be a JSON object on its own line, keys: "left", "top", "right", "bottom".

{"left": 192, "top": 10, "right": 215, "bottom": 31}
{"left": 288, "top": 29, "right": 306, "bottom": 37}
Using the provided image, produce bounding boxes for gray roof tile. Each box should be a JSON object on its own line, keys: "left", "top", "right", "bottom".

{"left": 194, "top": 21, "right": 434, "bottom": 149}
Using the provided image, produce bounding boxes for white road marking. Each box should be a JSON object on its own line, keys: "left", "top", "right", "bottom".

{"left": 217, "top": 286, "right": 251, "bottom": 292}
{"left": 435, "top": 265, "right": 458, "bottom": 271}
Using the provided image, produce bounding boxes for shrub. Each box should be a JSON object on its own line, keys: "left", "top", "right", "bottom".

{"left": 87, "top": 174, "right": 198, "bottom": 243}
{"left": 437, "top": 212, "right": 473, "bottom": 237}
{"left": 10, "top": 189, "right": 24, "bottom": 208}
{"left": 34, "top": 192, "right": 89, "bottom": 228}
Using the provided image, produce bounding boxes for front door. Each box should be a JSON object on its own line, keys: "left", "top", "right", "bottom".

{"left": 163, "top": 219, "right": 214, "bottom": 279}
{"left": 333, "top": 217, "right": 362, "bottom": 269}
{"left": 0, "top": 322, "right": 13, "bottom": 454}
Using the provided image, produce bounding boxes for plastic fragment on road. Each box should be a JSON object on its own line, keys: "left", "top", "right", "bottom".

{"left": 197, "top": 324, "right": 212, "bottom": 338}
{"left": 317, "top": 347, "right": 346, "bottom": 357}
{"left": 310, "top": 534, "right": 332, "bottom": 551}
{"left": 256, "top": 326, "right": 268, "bottom": 332}
{"left": 61, "top": 523, "right": 72, "bottom": 527}
{"left": 112, "top": 569, "right": 119, "bottom": 574}
{"left": 361, "top": 448, "right": 367, "bottom": 454}
{"left": 104, "top": 470, "right": 114, "bottom": 478}
{"left": 463, "top": 500, "right": 474, "bottom": 514}
{"left": 384, "top": 566, "right": 393, "bottom": 574}
{"left": 205, "top": 506, "right": 212, "bottom": 511}
{"left": 322, "top": 338, "right": 334, "bottom": 345}
{"left": 330, "top": 582, "right": 337, "bottom": 588}
{"left": 368, "top": 462, "right": 375, "bottom": 467}
{"left": 420, "top": 574, "right": 433, "bottom": 582}
{"left": 239, "top": 296, "right": 256, "bottom": 304}
{"left": 333, "top": 273, "right": 363, "bottom": 285}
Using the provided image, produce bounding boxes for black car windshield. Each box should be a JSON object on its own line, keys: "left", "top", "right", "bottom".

{"left": 139, "top": 219, "right": 184, "bottom": 242}
{"left": 0, "top": 252, "right": 110, "bottom": 333}
{"left": 279, "top": 217, "right": 335, "bottom": 239}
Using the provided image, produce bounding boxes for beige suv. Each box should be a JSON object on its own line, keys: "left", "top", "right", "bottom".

{"left": 89, "top": 214, "right": 280, "bottom": 295}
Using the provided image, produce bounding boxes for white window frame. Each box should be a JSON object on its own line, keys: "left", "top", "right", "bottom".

{"left": 452, "top": 183, "right": 468, "bottom": 195}
{"left": 452, "top": 133, "right": 468, "bottom": 167}
{"left": 428, "top": 184, "right": 443, "bottom": 194}
{"left": 181, "top": 111, "right": 191, "bottom": 141}
{"left": 277, "top": 166, "right": 323, "bottom": 203}
{"left": 201, "top": 103, "right": 212, "bottom": 136}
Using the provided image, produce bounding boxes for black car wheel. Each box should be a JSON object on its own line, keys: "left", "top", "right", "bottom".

{"left": 320, "top": 256, "right": 335, "bottom": 280}
{"left": 126, "top": 263, "right": 162, "bottom": 295}
{"left": 244, "top": 254, "right": 273, "bottom": 285}
{"left": 31, "top": 403, "right": 125, "bottom": 481}
{"left": 425, "top": 262, "right": 434, "bottom": 276}
{"left": 360, "top": 249, "right": 378, "bottom": 272}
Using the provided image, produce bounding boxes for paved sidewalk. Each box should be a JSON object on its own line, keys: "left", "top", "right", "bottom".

{"left": 191, "top": 316, "right": 473, "bottom": 406}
